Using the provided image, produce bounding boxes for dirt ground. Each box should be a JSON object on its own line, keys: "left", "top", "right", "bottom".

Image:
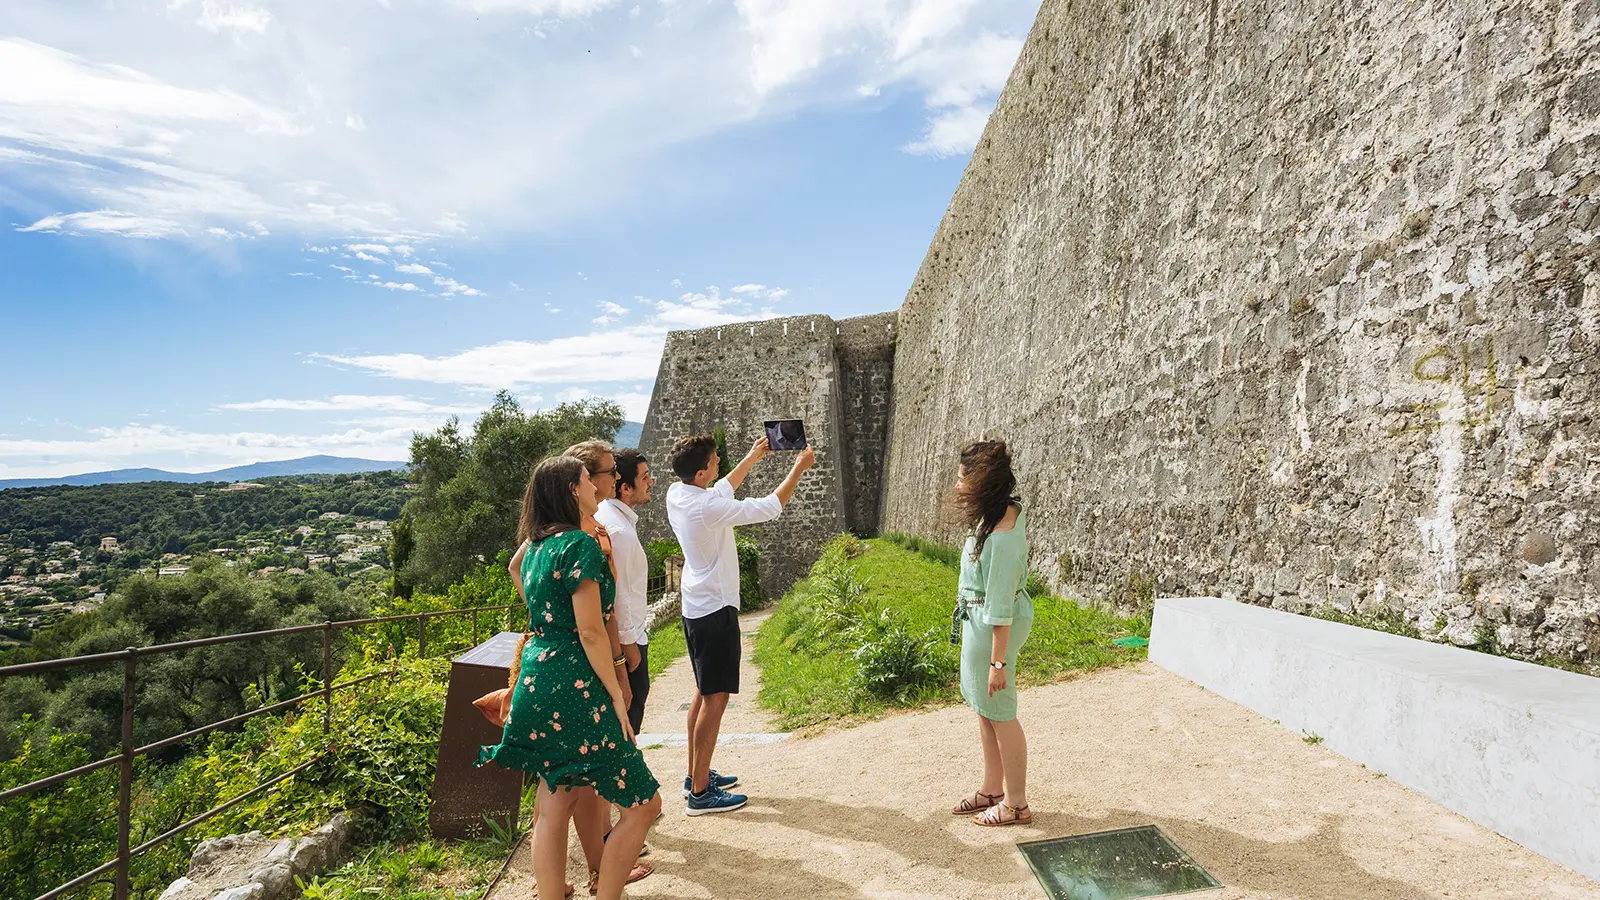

{"left": 488, "top": 613, "right": 1600, "bottom": 900}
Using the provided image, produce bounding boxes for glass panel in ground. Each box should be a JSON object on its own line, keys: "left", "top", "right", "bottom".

{"left": 1017, "top": 825, "right": 1221, "bottom": 900}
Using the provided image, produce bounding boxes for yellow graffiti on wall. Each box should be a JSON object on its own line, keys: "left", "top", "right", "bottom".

{"left": 1391, "top": 337, "right": 1497, "bottom": 435}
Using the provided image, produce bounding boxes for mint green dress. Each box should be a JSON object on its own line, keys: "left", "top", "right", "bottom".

{"left": 957, "top": 508, "right": 1034, "bottom": 722}
{"left": 477, "top": 529, "right": 659, "bottom": 807}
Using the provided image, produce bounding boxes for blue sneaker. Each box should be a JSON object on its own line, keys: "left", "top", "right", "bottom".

{"left": 685, "top": 784, "right": 747, "bottom": 816}
{"left": 681, "top": 770, "right": 739, "bottom": 798}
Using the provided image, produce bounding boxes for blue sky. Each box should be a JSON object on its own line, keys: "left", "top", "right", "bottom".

{"left": 0, "top": 0, "right": 1039, "bottom": 479}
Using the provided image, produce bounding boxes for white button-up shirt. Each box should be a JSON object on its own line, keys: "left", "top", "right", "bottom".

{"left": 667, "top": 479, "right": 783, "bottom": 620}
{"left": 594, "top": 498, "right": 649, "bottom": 646}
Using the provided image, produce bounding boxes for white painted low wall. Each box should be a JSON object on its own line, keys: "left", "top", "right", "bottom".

{"left": 1149, "top": 596, "right": 1600, "bottom": 883}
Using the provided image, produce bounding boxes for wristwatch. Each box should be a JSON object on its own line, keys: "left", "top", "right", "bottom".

{"left": 990, "top": 661, "right": 1007, "bottom": 670}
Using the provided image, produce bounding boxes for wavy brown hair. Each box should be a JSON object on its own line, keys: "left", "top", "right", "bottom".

{"left": 516, "top": 455, "right": 585, "bottom": 546}
{"left": 953, "top": 439, "right": 1019, "bottom": 559}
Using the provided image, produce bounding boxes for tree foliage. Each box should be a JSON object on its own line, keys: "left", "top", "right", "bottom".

{"left": 395, "top": 392, "right": 623, "bottom": 595}
{"left": 0, "top": 472, "right": 409, "bottom": 557}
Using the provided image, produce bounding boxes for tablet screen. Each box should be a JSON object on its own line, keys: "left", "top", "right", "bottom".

{"left": 763, "top": 419, "right": 807, "bottom": 451}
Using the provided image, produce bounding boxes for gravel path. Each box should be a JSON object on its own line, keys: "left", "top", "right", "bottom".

{"left": 489, "top": 612, "right": 1600, "bottom": 900}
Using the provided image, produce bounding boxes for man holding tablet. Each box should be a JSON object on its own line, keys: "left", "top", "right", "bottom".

{"left": 666, "top": 430, "right": 815, "bottom": 815}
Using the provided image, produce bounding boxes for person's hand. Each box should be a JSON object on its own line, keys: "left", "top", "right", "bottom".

{"left": 623, "top": 643, "right": 642, "bottom": 672}
{"left": 613, "top": 699, "right": 635, "bottom": 744}
{"left": 987, "top": 665, "right": 1007, "bottom": 697}
{"left": 616, "top": 672, "right": 633, "bottom": 711}
{"left": 747, "top": 436, "right": 769, "bottom": 464}
{"left": 793, "top": 447, "right": 816, "bottom": 473}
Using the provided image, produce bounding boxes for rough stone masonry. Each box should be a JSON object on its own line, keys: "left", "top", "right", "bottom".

{"left": 641, "top": 0, "right": 1600, "bottom": 662}
{"left": 637, "top": 313, "right": 896, "bottom": 600}
{"left": 879, "top": 0, "right": 1600, "bottom": 661}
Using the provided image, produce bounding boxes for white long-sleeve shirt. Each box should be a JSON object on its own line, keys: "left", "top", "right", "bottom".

{"left": 594, "top": 498, "right": 649, "bottom": 646}
{"left": 666, "top": 479, "right": 783, "bottom": 620}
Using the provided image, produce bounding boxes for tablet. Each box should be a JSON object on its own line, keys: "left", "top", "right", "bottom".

{"left": 763, "top": 419, "right": 808, "bottom": 451}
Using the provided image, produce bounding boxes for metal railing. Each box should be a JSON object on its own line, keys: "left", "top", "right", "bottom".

{"left": 0, "top": 602, "right": 520, "bottom": 900}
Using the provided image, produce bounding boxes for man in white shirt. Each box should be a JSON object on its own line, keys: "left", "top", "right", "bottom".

{"left": 594, "top": 448, "right": 653, "bottom": 733}
{"left": 667, "top": 433, "right": 814, "bottom": 815}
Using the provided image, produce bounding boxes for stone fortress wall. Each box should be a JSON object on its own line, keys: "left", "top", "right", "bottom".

{"left": 879, "top": 0, "right": 1600, "bottom": 660}
{"left": 636, "top": 313, "right": 896, "bottom": 601}
{"left": 642, "top": 0, "right": 1600, "bottom": 661}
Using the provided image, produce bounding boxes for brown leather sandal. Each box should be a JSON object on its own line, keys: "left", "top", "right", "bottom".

{"left": 587, "top": 863, "right": 653, "bottom": 895}
{"left": 951, "top": 791, "right": 1003, "bottom": 815}
{"left": 973, "top": 801, "right": 1032, "bottom": 827}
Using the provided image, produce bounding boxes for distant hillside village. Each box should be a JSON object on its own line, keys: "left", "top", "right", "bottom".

{"left": 0, "top": 472, "right": 411, "bottom": 647}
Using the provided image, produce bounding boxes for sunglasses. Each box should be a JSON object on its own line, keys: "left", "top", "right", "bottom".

{"left": 592, "top": 466, "right": 618, "bottom": 477}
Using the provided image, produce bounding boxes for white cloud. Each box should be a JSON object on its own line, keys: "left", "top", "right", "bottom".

{"left": 345, "top": 243, "right": 390, "bottom": 254}
{"left": 433, "top": 276, "right": 484, "bottom": 296}
{"left": 557, "top": 388, "right": 651, "bottom": 422}
{"left": 370, "top": 280, "right": 423, "bottom": 292}
{"left": 194, "top": 2, "right": 274, "bottom": 36}
{"left": 316, "top": 327, "right": 669, "bottom": 389}
{"left": 329, "top": 264, "right": 355, "bottom": 273}
{"left": 592, "top": 299, "right": 629, "bottom": 325}
{"left": 0, "top": 423, "right": 415, "bottom": 479}
{"left": 451, "top": 0, "right": 618, "bottom": 14}
{"left": 1, "top": 2, "right": 1034, "bottom": 241}
{"left": 730, "top": 283, "right": 789, "bottom": 300}
{"left": 396, "top": 263, "right": 434, "bottom": 275}
{"left": 652, "top": 285, "right": 783, "bottom": 328}
{"left": 218, "top": 395, "right": 478, "bottom": 414}
{"left": 903, "top": 104, "right": 991, "bottom": 157}
{"left": 353, "top": 250, "right": 384, "bottom": 263}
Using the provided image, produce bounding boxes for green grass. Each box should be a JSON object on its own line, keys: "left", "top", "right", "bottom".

{"left": 754, "top": 536, "right": 1150, "bottom": 731}
{"left": 295, "top": 836, "right": 507, "bottom": 900}
{"left": 647, "top": 618, "right": 686, "bottom": 680}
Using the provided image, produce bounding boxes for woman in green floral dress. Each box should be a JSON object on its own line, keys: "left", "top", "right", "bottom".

{"left": 479, "top": 456, "right": 661, "bottom": 900}
{"left": 947, "top": 439, "right": 1035, "bottom": 827}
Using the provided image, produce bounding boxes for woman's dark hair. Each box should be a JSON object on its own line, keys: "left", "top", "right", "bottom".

{"left": 671, "top": 435, "right": 718, "bottom": 481}
{"left": 954, "top": 439, "right": 1019, "bottom": 559}
{"left": 517, "top": 456, "right": 585, "bottom": 546}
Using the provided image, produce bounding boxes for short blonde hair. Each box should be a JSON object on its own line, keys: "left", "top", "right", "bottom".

{"left": 563, "top": 440, "right": 614, "bottom": 474}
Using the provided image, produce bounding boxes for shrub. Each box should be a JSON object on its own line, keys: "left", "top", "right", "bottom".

{"left": 852, "top": 627, "right": 943, "bottom": 703}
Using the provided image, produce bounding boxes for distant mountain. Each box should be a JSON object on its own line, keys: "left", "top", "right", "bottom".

{"left": 0, "top": 455, "right": 408, "bottom": 490}
{"left": 614, "top": 421, "right": 644, "bottom": 448}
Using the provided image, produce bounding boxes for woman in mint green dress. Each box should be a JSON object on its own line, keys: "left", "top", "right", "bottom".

{"left": 947, "top": 439, "right": 1035, "bottom": 827}
{"left": 478, "top": 456, "right": 661, "bottom": 900}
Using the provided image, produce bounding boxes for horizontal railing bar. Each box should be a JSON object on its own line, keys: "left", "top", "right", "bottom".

{"left": 0, "top": 753, "right": 122, "bottom": 802}
{"left": 330, "top": 604, "right": 517, "bottom": 628}
{"left": 329, "top": 670, "right": 395, "bottom": 692}
{"left": 133, "top": 690, "right": 322, "bottom": 758}
{"left": 0, "top": 649, "right": 132, "bottom": 677}
{"left": 33, "top": 854, "right": 120, "bottom": 900}
{"left": 128, "top": 752, "right": 327, "bottom": 859}
{"left": 0, "top": 604, "right": 521, "bottom": 680}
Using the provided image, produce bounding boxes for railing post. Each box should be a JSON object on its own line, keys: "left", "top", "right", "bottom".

{"left": 472, "top": 608, "right": 480, "bottom": 646}
{"left": 322, "top": 622, "right": 333, "bottom": 739}
{"left": 116, "top": 648, "right": 137, "bottom": 900}
{"left": 418, "top": 616, "right": 426, "bottom": 660}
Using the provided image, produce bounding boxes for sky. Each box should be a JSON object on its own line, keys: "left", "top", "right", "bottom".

{"left": 0, "top": 0, "right": 1040, "bottom": 479}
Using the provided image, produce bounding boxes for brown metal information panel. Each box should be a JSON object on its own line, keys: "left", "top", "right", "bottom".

{"left": 429, "top": 632, "right": 526, "bottom": 838}
{"left": 1017, "top": 825, "right": 1221, "bottom": 900}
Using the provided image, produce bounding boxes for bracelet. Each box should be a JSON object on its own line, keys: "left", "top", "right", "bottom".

{"left": 613, "top": 656, "right": 627, "bottom": 667}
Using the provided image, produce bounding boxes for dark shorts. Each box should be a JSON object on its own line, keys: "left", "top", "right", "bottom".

{"left": 683, "top": 605, "right": 740, "bottom": 696}
{"left": 626, "top": 643, "right": 650, "bottom": 734}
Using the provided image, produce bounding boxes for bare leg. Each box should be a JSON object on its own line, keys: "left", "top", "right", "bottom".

{"left": 689, "top": 692, "right": 730, "bottom": 794}
{"left": 685, "top": 689, "right": 703, "bottom": 789}
{"left": 989, "top": 716, "right": 1029, "bottom": 810}
{"left": 977, "top": 714, "right": 1004, "bottom": 796}
{"left": 533, "top": 781, "right": 579, "bottom": 900}
{"left": 592, "top": 793, "right": 662, "bottom": 900}
{"left": 572, "top": 787, "right": 606, "bottom": 875}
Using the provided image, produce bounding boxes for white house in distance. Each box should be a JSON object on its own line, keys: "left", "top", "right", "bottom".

{"left": 157, "top": 565, "right": 190, "bottom": 578}
{"left": 100, "top": 537, "right": 119, "bottom": 553}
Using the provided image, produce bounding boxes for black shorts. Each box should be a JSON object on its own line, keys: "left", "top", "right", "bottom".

{"left": 683, "top": 605, "right": 741, "bottom": 696}
{"left": 626, "top": 643, "right": 650, "bottom": 734}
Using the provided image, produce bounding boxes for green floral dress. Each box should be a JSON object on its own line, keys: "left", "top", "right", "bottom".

{"left": 477, "top": 529, "right": 659, "bottom": 808}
